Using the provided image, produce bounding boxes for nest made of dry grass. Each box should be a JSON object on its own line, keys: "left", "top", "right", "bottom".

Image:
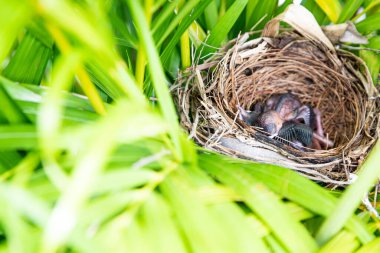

{"left": 173, "top": 30, "right": 380, "bottom": 186}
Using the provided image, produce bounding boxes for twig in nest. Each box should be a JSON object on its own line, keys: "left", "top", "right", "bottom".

{"left": 340, "top": 44, "right": 380, "bottom": 54}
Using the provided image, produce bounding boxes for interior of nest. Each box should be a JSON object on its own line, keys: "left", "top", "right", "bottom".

{"left": 214, "top": 33, "right": 368, "bottom": 155}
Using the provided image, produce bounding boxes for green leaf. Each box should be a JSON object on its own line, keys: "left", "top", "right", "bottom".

{"left": 360, "top": 49, "right": 380, "bottom": 85}
{"left": 151, "top": 0, "right": 179, "bottom": 36}
{"left": 199, "top": 151, "right": 374, "bottom": 244}
{"left": 204, "top": 1, "right": 219, "bottom": 30}
{"left": 160, "top": 0, "right": 213, "bottom": 66}
{"left": 315, "top": 0, "right": 343, "bottom": 23}
{"left": 0, "top": 182, "right": 50, "bottom": 227}
{"left": 318, "top": 231, "right": 359, "bottom": 253}
{"left": 275, "top": 0, "right": 293, "bottom": 16}
{"left": 356, "top": 12, "right": 380, "bottom": 34}
{"left": 316, "top": 140, "right": 380, "bottom": 245}
{"left": 155, "top": 0, "right": 202, "bottom": 47}
{"left": 245, "top": 0, "right": 259, "bottom": 29}
{"left": 246, "top": 0, "right": 278, "bottom": 31}
{"left": 0, "top": 78, "right": 29, "bottom": 124}
{"left": 94, "top": 169, "right": 158, "bottom": 195}
{"left": 161, "top": 169, "right": 270, "bottom": 253}
{"left": 3, "top": 29, "right": 53, "bottom": 85}
{"left": 126, "top": 0, "right": 183, "bottom": 160}
{"left": 0, "top": 0, "right": 33, "bottom": 65}
{"left": 38, "top": 0, "right": 113, "bottom": 59}
{"left": 264, "top": 235, "right": 287, "bottom": 253}
{"left": 0, "top": 151, "right": 22, "bottom": 173}
{"left": 138, "top": 193, "right": 188, "bottom": 253}
{"left": 359, "top": 36, "right": 380, "bottom": 85}
{"left": 78, "top": 191, "right": 136, "bottom": 230}
{"left": 337, "top": 0, "right": 364, "bottom": 23}
{"left": 356, "top": 238, "right": 380, "bottom": 253}
{"left": 201, "top": 156, "right": 318, "bottom": 253}
{"left": 0, "top": 125, "right": 37, "bottom": 150}
{"left": 109, "top": 1, "right": 138, "bottom": 49}
{"left": 202, "top": 0, "right": 248, "bottom": 56}
{"left": 352, "top": 0, "right": 380, "bottom": 22}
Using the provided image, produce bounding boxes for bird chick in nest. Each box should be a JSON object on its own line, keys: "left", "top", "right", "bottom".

{"left": 239, "top": 92, "right": 333, "bottom": 150}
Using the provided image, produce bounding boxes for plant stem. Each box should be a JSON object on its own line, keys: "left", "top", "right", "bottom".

{"left": 180, "top": 30, "right": 191, "bottom": 69}
{"left": 47, "top": 25, "right": 107, "bottom": 115}
{"left": 135, "top": 0, "right": 153, "bottom": 88}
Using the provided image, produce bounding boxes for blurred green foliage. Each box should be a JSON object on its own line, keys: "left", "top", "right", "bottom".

{"left": 0, "top": 0, "right": 379, "bottom": 252}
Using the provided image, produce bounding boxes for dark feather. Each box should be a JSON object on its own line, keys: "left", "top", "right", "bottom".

{"left": 277, "top": 122, "right": 313, "bottom": 146}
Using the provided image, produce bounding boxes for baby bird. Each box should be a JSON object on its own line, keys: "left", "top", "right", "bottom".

{"left": 257, "top": 110, "right": 284, "bottom": 137}
{"left": 239, "top": 104, "right": 283, "bottom": 137}
{"left": 264, "top": 94, "right": 281, "bottom": 111}
{"left": 238, "top": 103, "right": 263, "bottom": 125}
{"left": 274, "top": 92, "right": 302, "bottom": 120}
{"left": 239, "top": 92, "right": 333, "bottom": 150}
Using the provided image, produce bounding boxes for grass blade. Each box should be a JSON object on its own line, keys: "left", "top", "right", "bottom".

{"left": 202, "top": 0, "right": 248, "bottom": 56}
{"left": 352, "top": 0, "right": 380, "bottom": 22}
{"left": 160, "top": 0, "right": 213, "bottom": 66}
{"left": 0, "top": 79, "right": 29, "bottom": 124}
{"left": 0, "top": 151, "right": 22, "bottom": 173}
{"left": 3, "top": 29, "right": 52, "bottom": 85}
{"left": 199, "top": 151, "right": 374, "bottom": 244}
{"left": 337, "top": 0, "right": 364, "bottom": 23}
{"left": 161, "top": 168, "right": 270, "bottom": 253}
{"left": 155, "top": 0, "right": 201, "bottom": 47}
{"left": 201, "top": 156, "right": 318, "bottom": 253}
{"left": 359, "top": 36, "right": 380, "bottom": 84}
{"left": 318, "top": 231, "right": 359, "bottom": 253}
{"left": 126, "top": 0, "right": 184, "bottom": 160}
{"left": 151, "top": 0, "right": 179, "bottom": 35}
{"left": 246, "top": 0, "right": 278, "bottom": 31}
{"left": 139, "top": 193, "right": 188, "bottom": 253}
{"left": 245, "top": 0, "right": 259, "bottom": 29}
{"left": 356, "top": 12, "right": 380, "bottom": 34}
{"left": 275, "top": 0, "right": 293, "bottom": 15}
{"left": 135, "top": 0, "right": 154, "bottom": 87}
{"left": 204, "top": 1, "right": 219, "bottom": 30}
{"left": 315, "top": 0, "right": 342, "bottom": 23}
{"left": 0, "top": 125, "right": 37, "bottom": 150}
{"left": 355, "top": 238, "right": 380, "bottom": 253}
{"left": 316, "top": 141, "right": 380, "bottom": 245}
{"left": 0, "top": 1, "right": 32, "bottom": 65}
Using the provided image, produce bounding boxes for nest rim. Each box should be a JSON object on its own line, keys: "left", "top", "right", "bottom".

{"left": 173, "top": 30, "right": 380, "bottom": 185}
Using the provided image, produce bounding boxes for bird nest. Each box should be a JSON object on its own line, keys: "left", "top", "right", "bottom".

{"left": 172, "top": 5, "right": 380, "bottom": 186}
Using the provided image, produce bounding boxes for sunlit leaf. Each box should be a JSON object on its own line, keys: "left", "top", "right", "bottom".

{"left": 316, "top": 141, "right": 380, "bottom": 245}
{"left": 315, "top": 0, "right": 342, "bottom": 23}
{"left": 3, "top": 29, "right": 53, "bottom": 85}
{"left": 202, "top": 0, "right": 248, "bottom": 56}
{"left": 356, "top": 12, "right": 380, "bottom": 34}
{"left": 337, "top": 0, "right": 364, "bottom": 23}
{"left": 318, "top": 231, "right": 359, "bottom": 252}
{"left": 356, "top": 238, "right": 380, "bottom": 253}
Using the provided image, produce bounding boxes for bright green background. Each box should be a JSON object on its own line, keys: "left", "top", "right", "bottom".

{"left": 0, "top": 0, "right": 379, "bottom": 252}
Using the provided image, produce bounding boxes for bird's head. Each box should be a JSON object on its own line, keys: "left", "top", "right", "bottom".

{"left": 258, "top": 110, "right": 283, "bottom": 137}
{"left": 264, "top": 95, "right": 280, "bottom": 112}
{"left": 238, "top": 103, "right": 263, "bottom": 126}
